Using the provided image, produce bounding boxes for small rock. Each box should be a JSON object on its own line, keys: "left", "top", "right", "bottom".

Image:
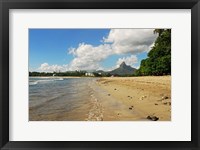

{"left": 108, "top": 94, "right": 110, "bottom": 96}
{"left": 114, "top": 88, "right": 117, "bottom": 90}
{"left": 163, "top": 102, "right": 167, "bottom": 105}
{"left": 127, "top": 96, "right": 130, "bottom": 97}
{"left": 151, "top": 117, "right": 159, "bottom": 121}
{"left": 162, "top": 96, "right": 169, "bottom": 100}
{"left": 163, "top": 102, "right": 171, "bottom": 106}
{"left": 155, "top": 103, "right": 158, "bottom": 105}
{"left": 131, "top": 106, "right": 134, "bottom": 108}
{"left": 147, "top": 116, "right": 151, "bottom": 119}
{"left": 129, "top": 107, "right": 132, "bottom": 110}
{"left": 147, "top": 115, "right": 159, "bottom": 121}
{"left": 140, "top": 96, "right": 146, "bottom": 100}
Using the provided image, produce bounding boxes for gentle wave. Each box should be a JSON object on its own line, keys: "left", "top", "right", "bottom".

{"left": 54, "top": 78, "right": 64, "bottom": 81}
{"left": 29, "top": 78, "right": 64, "bottom": 85}
{"left": 29, "top": 81, "right": 38, "bottom": 85}
{"left": 86, "top": 86, "right": 103, "bottom": 121}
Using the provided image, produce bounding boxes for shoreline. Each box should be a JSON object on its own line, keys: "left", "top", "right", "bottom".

{"left": 29, "top": 76, "right": 171, "bottom": 121}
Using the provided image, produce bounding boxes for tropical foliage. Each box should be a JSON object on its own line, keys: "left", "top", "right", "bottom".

{"left": 29, "top": 71, "right": 86, "bottom": 77}
{"left": 135, "top": 29, "right": 171, "bottom": 76}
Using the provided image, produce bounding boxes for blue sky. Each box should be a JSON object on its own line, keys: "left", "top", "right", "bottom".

{"left": 29, "top": 29, "right": 157, "bottom": 72}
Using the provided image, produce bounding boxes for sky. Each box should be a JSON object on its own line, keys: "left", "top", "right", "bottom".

{"left": 29, "top": 29, "right": 158, "bottom": 72}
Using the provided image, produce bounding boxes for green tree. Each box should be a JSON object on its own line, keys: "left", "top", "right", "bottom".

{"left": 135, "top": 29, "right": 171, "bottom": 76}
{"left": 153, "top": 29, "right": 165, "bottom": 36}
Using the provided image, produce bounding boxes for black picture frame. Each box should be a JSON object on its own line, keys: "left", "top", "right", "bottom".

{"left": 0, "top": 0, "right": 199, "bottom": 149}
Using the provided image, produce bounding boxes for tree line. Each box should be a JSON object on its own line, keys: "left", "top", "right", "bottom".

{"left": 135, "top": 29, "right": 171, "bottom": 76}
{"left": 29, "top": 71, "right": 87, "bottom": 77}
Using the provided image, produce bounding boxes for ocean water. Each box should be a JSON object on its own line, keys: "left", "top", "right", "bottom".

{"left": 29, "top": 77, "right": 102, "bottom": 121}
{"left": 29, "top": 77, "right": 147, "bottom": 121}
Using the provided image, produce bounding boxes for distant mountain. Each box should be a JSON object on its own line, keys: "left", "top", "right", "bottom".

{"left": 109, "top": 62, "right": 137, "bottom": 75}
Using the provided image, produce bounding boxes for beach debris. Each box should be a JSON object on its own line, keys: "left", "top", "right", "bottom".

{"left": 163, "top": 102, "right": 171, "bottom": 106}
{"left": 147, "top": 115, "right": 159, "bottom": 121}
{"left": 162, "top": 96, "right": 169, "bottom": 100}
{"left": 129, "top": 106, "right": 134, "bottom": 110}
{"left": 140, "top": 95, "right": 147, "bottom": 100}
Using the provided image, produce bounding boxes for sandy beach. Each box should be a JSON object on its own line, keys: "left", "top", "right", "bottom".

{"left": 29, "top": 76, "right": 171, "bottom": 121}
{"left": 96, "top": 76, "right": 171, "bottom": 121}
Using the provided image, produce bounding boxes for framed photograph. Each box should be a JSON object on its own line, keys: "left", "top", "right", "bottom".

{"left": 0, "top": 0, "right": 199, "bottom": 149}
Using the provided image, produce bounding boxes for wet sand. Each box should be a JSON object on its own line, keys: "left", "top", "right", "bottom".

{"left": 96, "top": 76, "right": 171, "bottom": 121}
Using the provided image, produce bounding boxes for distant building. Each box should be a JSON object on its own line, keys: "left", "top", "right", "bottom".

{"left": 85, "top": 72, "right": 94, "bottom": 77}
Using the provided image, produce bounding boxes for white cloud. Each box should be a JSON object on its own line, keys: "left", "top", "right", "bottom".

{"left": 38, "top": 63, "right": 69, "bottom": 72}
{"left": 116, "top": 55, "right": 138, "bottom": 68}
{"left": 68, "top": 43, "right": 112, "bottom": 71}
{"left": 67, "top": 29, "right": 157, "bottom": 71}
{"left": 104, "top": 29, "right": 158, "bottom": 54}
{"left": 37, "top": 29, "right": 157, "bottom": 72}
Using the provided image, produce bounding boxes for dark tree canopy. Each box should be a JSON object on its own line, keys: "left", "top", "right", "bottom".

{"left": 135, "top": 29, "right": 171, "bottom": 76}
{"left": 29, "top": 71, "right": 87, "bottom": 77}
